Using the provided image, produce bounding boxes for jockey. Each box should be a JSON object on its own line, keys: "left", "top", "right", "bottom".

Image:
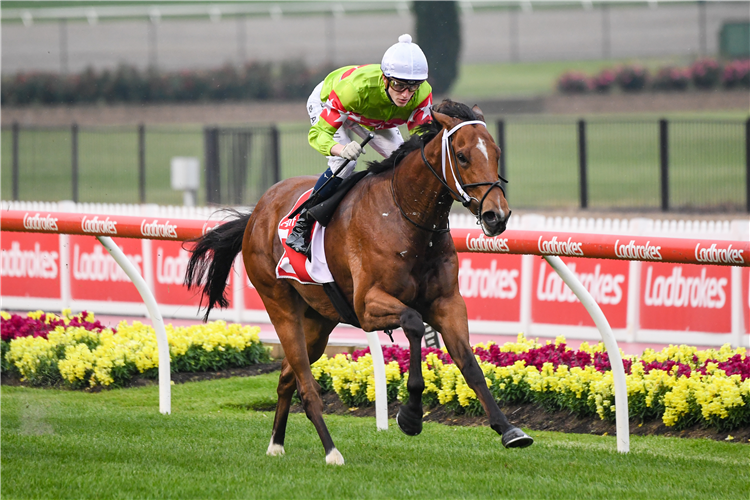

{"left": 286, "top": 33, "right": 433, "bottom": 257}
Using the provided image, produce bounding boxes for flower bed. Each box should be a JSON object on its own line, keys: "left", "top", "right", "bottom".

{"left": 311, "top": 334, "right": 750, "bottom": 432}
{"left": 557, "top": 58, "right": 750, "bottom": 94}
{"left": 1, "top": 311, "right": 270, "bottom": 388}
{"left": 4, "top": 310, "right": 748, "bottom": 432}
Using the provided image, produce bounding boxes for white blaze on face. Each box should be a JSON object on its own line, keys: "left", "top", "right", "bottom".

{"left": 476, "top": 137, "right": 489, "bottom": 162}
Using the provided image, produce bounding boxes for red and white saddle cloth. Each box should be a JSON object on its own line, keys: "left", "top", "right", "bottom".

{"left": 276, "top": 189, "right": 335, "bottom": 285}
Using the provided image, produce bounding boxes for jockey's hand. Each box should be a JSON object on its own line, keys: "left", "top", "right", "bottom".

{"left": 340, "top": 142, "right": 363, "bottom": 161}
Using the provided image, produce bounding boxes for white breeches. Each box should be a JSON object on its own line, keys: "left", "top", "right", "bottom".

{"left": 307, "top": 80, "right": 404, "bottom": 179}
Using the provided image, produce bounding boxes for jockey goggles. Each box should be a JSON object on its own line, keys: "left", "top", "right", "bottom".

{"left": 387, "top": 78, "right": 423, "bottom": 93}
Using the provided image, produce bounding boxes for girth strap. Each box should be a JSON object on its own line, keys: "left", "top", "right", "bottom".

{"left": 323, "top": 282, "right": 361, "bottom": 329}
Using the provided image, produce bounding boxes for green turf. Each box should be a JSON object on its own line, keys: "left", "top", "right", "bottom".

{"left": 2, "top": 374, "right": 748, "bottom": 499}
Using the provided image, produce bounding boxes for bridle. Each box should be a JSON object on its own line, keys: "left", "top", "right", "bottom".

{"left": 391, "top": 119, "right": 509, "bottom": 234}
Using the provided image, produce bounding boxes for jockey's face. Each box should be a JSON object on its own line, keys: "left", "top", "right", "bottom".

{"left": 386, "top": 78, "right": 421, "bottom": 107}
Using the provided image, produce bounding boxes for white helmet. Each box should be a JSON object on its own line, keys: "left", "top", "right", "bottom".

{"left": 380, "top": 34, "right": 428, "bottom": 81}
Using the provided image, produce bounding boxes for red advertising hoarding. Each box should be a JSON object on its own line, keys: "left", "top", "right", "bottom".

{"left": 152, "top": 240, "right": 213, "bottom": 307}
{"left": 69, "top": 235, "right": 143, "bottom": 303}
{"left": 243, "top": 273, "right": 266, "bottom": 311}
{"left": 458, "top": 253, "right": 522, "bottom": 322}
{"left": 1, "top": 232, "right": 61, "bottom": 299}
{"left": 639, "top": 262, "right": 731, "bottom": 333}
{"left": 531, "top": 257, "right": 629, "bottom": 328}
{"left": 744, "top": 267, "right": 750, "bottom": 335}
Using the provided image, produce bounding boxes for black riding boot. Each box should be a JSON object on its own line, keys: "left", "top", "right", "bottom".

{"left": 286, "top": 169, "right": 343, "bottom": 258}
{"left": 286, "top": 208, "right": 315, "bottom": 257}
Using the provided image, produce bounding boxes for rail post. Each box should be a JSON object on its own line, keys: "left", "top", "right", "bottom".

{"left": 138, "top": 124, "right": 146, "bottom": 204}
{"left": 660, "top": 118, "right": 669, "bottom": 211}
{"left": 97, "top": 236, "right": 171, "bottom": 414}
{"left": 270, "top": 125, "right": 281, "bottom": 186}
{"left": 12, "top": 122, "right": 19, "bottom": 200}
{"left": 365, "top": 331, "right": 388, "bottom": 431}
{"left": 71, "top": 123, "right": 79, "bottom": 203}
{"left": 204, "top": 127, "right": 220, "bottom": 204}
{"left": 745, "top": 117, "right": 749, "bottom": 213}
{"left": 578, "top": 119, "right": 588, "bottom": 209}
{"left": 543, "top": 255, "right": 629, "bottom": 453}
{"left": 496, "top": 119, "right": 507, "bottom": 196}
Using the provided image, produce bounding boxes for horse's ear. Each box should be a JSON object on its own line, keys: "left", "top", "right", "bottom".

{"left": 431, "top": 110, "right": 459, "bottom": 130}
{"left": 472, "top": 105, "right": 486, "bottom": 122}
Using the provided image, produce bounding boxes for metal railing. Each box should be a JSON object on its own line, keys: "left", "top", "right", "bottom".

{"left": 0, "top": 0, "right": 716, "bottom": 25}
{"left": 2, "top": 118, "right": 748, "bottom": 212}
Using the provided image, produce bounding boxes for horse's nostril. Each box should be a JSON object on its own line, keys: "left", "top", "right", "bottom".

{"left": 482, "top": 211, "right": 500, "bottom": 225}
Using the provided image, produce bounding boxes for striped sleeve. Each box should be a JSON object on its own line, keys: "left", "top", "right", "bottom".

{"left": 407, "top": 93, "right": 433, "bottom": 132}
{"left": 308, "top": 86, "right": 356, "bottom": 156}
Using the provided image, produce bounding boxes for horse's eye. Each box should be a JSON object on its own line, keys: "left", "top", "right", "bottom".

{"left": 456, "top": 152, "right": 467, "bottom": 163}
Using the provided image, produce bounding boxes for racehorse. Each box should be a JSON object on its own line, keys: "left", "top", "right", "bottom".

{"left": 184, "top": 100, "right": 533, "bottom": 465}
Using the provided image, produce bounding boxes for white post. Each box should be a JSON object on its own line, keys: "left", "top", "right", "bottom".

{"left": 365, "top": 331, "right": 388, "bottom": 430}
{"left": 59, "top": 234, "right": 71, "bottom": 309}
{"left": 543, "top": 256, "right": 629, "bottom": 453}
{"left": 731, "top": 266, "right": 744, "bottom": 348}
{"left": 97, "top": 236, "right": 171, "bottom": 415}
{"left": 519, "top": 254, "right": 534, "bottom": 334}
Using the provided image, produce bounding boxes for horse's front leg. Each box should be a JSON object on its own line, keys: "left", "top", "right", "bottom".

{"left": 359, "top": 288, "right": 426, "bottom": 436}
{"left": 427, "top": 294, "right": 534, "bottom": 448}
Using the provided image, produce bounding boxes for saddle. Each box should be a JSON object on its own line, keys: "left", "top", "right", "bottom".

{"left": 278, "top": 171, "right": 369, "bottom": 328}
{"left": 307, "top": 170, "right": 369, "bottom": 226}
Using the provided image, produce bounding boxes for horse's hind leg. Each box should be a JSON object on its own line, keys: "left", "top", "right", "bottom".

{"left": 266, "top": 306, "right": 343, "bottom": 464}
{"left": 267, "top": 311, "right": 337, "bottom": 458}
{"left": 267, "top": 359, "right": 295, "bottom": 456}
{"left": 428, "top": 295, "right": 533, "bottom": 448}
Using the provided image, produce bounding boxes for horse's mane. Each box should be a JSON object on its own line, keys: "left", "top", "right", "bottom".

{"left": 366, "top": 99, "right": 480, "bottom": 175}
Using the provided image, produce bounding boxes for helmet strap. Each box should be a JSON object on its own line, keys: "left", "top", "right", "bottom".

{"left": 383, "top": 76, "right": 397, "bottom": 106}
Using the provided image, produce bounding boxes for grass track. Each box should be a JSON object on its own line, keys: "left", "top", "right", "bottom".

{"left": 2, "top": 374, "right": 748, "bottom": 499}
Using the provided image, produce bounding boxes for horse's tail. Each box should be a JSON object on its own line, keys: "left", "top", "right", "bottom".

{"left": 184, "top": 209, "right": 252, "bottom": 321}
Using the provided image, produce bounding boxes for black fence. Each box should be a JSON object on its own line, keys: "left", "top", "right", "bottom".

{"left": 2, "top": 118, "right": 748, "bottom": 212}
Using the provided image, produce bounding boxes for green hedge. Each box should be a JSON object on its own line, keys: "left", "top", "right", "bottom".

{"left": 1, "top": 61, "right": 334, "bottom": 106}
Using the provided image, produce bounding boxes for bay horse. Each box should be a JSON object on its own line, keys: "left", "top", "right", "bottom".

{"left": 184, "top": 100, "right": 533, "bottom": 465}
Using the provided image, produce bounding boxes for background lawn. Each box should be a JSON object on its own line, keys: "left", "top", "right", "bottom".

{"left": 2, "top": 374, "right": 748, "bottom": 499}
{"left": 2, "top": 113, "right": 745, "bottom": 210}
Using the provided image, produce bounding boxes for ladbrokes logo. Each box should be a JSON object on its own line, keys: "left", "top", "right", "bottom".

{"left": 614, "top": 239, "right": 662, "bottom": 261}
{"left": 156, "top": 247, "right": 190, "bottom": 285}
{"left": 23, "top": 213, "right": 58, "bottom": 232}
{"left": 458, "top": 258, "right": 518, "bottom": 299}
{"left": 536, "top": 262, "right": 624, "bottom": 305}
{"left": 1, "top": 241, "right": 59, "bottom": 279}
{"left": 141, "top": 219, "right": 178, "bottom": 239}
{"left": 465, "top": 233, "right": 510, "bottom": 253}
{"left": 694, "top": 243, "right": 744, "bottom": 265}
{"left": 643, "top": 266, "right": 727, "bottom": 309}
{"left": 81, "top": 215, "right": 118, "bottom": 235}
{"left": 537, "top": 235, "right": 584, "bottom": 257}
{"left": 73, "top": 244, "right": 142, "bottom": 282}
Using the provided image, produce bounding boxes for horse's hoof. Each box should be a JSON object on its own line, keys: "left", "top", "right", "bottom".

{"left": 501, "top": 427, "right": 534, "bottom": 448}
{"left": 396, "top": 407, "right": 423, "bottom": 436}
{"left": 326, "top": 448, "right": 345, "bottom": 465}
{"left": 267, "top": 440, "right": 285, "bottom": 456}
